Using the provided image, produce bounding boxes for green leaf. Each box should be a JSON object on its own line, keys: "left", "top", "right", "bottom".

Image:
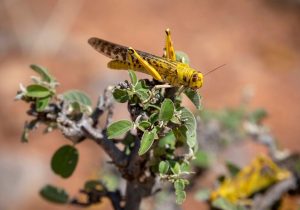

{"left": 225, "top": 161, "right": 241, "bottom": 177}
{"left": 40, "top": 184, "right": 69, "bottom": 204}
{"left": 36, "top": 96, "right": 51, "bottom": 111}
{"left": 26, "top": 84, "right": 51, "bottom": 98}
{"left": 137, "top": 121, "right": 151, "bottom": 131}
{"left": 184, "top": 89, "right": 201, "bottom": 110}
{"left": 180, "top": 108, "right": 197, "bottom": 148}
{"left": 173, "top": 125, "right": 188, "bottom": 145}
{"left": 174, "top": 179, "right": 185, "bottom": 191}
{"left": 193, "top": 150, "right": 211, "bottom": 168}
{"left": 174, "top": 179, "right": 187, "bottom": 204}
{"left": 212, "top": 197, "right": 238, "bottom": 210}
{"left": 107, "top": 120, "right": 133, "bottom": 139}
{"left": 158, "top": 131, "right": 176, "bottom": 149}
{"left": 159, "top": 161, "right": 170, "bottom": 174}
{"left": 175, "top": 51, "right": 190, "bottom": 64}
{"left": 149, "top": 112, "right": 159, "bottom": 124}
{"left": 123, "top": 132, "right": 136, "bottom": 145}
{"left": 159, "top": 99, "right": 175, "bottom": 122}
{"left": 170, "top": 162, "right": 181, "bottom": 174}
{"left": 135, "top": 80, "right": 148, "bottom": 90}
{"left": 128, "top": 70, "right": 138, "bottom": 86}
{"left": 138, "top": 130, "right": 155, "bottom": 155}
{"left": 180, "top": 162, "right": 190, "bottom": 172}
{"left": 30, "top": 64, "right": 55, "bottom": 83}
{"left": 63, "top": 90, "right": 92, "bottom": 110}
{"left": 136, "top": 89, "right": 149, "bottom": 101}
{"left": 51, "top": 145, "right": 79, "bottom": 178}
{"left": 112, "top": 88, "right": 129, "bottom": 103}
{"left": 249, "top": 108, "right": 267, "bottom": 123}
{"left": 170, "top": 115, "right": 181, "bottom": 124}
{"left": 175, "top": 190, "right": 186, "bottom": 204}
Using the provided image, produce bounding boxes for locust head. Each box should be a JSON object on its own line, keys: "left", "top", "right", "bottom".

{"left": 189, "top": 72, "right": 203, "bottom": 89}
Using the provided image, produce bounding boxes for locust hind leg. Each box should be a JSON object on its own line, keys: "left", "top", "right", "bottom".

{"left": 127, "top": 47, "right": 163, "bottom": 81}
{"left": 165, "top": 29, "right": 187, "bottom": 93}
{"left": 165, "top": 28, "right": 176, "bottom": 61}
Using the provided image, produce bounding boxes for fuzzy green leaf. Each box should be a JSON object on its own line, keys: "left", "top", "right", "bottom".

{"left": 138, "top": 130, "right": 155, "bottom": 155}
{"left": 249, "top": 108, "right": 267, "bottom": 123}
{"left": 107, "top": 120, "right": 133, "bottom": 139}
{"left": 175, "top": 51, "right": 190, "bottom": 64}
{"left": 174, "top": 179, "right": 187, "bottom": 204}
{"left": 158, "top": 131, "right": 176, "bottom": 149}
{"left": 175, "top": 190, "right": 186, "bottom": 204}
{"left": 30, "top": 64, "right": 55, "bottom": 83}
{"left": 128, "top": 70, "right": 138, "bottom": 86}
{"left": 112, "top": 88, "right": 129, "bottom": 103}
{"left": 26, "top": 84, "right": 51, "bottom": 98}
{"left": 159, "top": 98, "right": 175, "bottom": 122}
{"left": 40, "top": 184, "right": 69, "bottom": 204}
{"left": 136, "top": 89, "right": 149, "bottom": 101}
{"left": 171, "top": 162, "right": 181, "bottom": 174}
{"left": 51, "top": 145, "right": 79, "bottom": 178}
{"left": 149, "top": 112, "right": 159, "bottom": 124}
{"left": 36, "top": 96, "right": 51, "bottom": 111}
{"left": 180, "top": 108, "right": 197, "bottom": 148}
{"left": 63, "top": 90, "right": 92, "bottom": 109}
{"left": 193, "top": 150, "right": 211, "bottom": 168}
{"left": 159, "top": 161, "right": 170, "bottom": 174}
{"left": 184, "top": 89, "right": 201, "bottom": 110}
{"left": 173, "top": 125, "right": 188, "bottom": 145}
{"left": 137, "top": 121, "right": 151, "bottom": 131}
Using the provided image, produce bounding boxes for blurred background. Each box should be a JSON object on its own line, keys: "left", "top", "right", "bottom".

{"left": 1, "top": 0, "right": 300, "bottom": 209}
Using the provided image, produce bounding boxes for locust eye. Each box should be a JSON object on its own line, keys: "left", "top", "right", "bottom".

{"left": 192, "top": 74, "right": 198, "bottom": 82}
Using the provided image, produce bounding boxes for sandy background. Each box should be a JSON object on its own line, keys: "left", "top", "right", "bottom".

{"left": 1, "top": 0, "right": 300, "bottom": 209}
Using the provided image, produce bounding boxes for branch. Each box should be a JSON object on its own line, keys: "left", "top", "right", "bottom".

{"left": 251, "top": 176, "right": 297, "bottom": 210}
{"left": 91, "top": 86, "right": 114, "bottom": 127}
{"left": 81, "top": 123, "right": 128, "bottom": 168}
{"left": 70, "top": 188, "right": 123, "bottom": 210}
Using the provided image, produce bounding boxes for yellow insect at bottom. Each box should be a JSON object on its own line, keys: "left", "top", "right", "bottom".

{"left": 210, "top": 155, "right": 291, "bottom": 204}
{"left": 88, "top": 29, "right": 204, "bottom": 90}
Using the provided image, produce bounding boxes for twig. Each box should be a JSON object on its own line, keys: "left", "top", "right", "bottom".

{"left": 81, "top": 123, "right": 128, "bottom": 168}
{"left": 251, "top": 176, "right": 297, "bottom": 210}
{"left": 91, "top": 86, "right": 114, "bottom": 127}
{"left": 70, "top": 188, "right": 123, "bottom": 210}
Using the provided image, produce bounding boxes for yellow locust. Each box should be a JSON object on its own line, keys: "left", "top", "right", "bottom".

{"left": 88, "top": 29, "right": 203, "bottom": 90}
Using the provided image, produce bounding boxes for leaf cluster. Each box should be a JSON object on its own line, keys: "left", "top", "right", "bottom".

{"left": 16, "top": 64, "right": 202, "bottom": 205}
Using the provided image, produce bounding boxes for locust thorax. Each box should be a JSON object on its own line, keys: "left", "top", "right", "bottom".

{"left": 189, "top": 71, "right": 204, "bottom": 89}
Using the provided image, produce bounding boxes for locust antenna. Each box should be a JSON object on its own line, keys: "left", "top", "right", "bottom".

{"left": 204, "top": 64, "right": 226, "bottom": 76}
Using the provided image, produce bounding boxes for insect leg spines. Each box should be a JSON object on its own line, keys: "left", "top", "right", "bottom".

{"left": 165, "top": 29, "right": 176, "bottom": 61}
{"left": 128, "top": 47, "right": 163, "bottom": 81}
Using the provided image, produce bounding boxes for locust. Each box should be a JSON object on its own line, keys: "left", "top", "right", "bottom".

{"left": 88, "top": 29, "right": 203, "bottom": 90}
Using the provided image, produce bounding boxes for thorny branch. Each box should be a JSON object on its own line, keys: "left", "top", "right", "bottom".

{"left": 25, "top": 86, "right": 158, "bottom": 210}
{"left": 25, "top": 87, "right": 128, "bottom": 208}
